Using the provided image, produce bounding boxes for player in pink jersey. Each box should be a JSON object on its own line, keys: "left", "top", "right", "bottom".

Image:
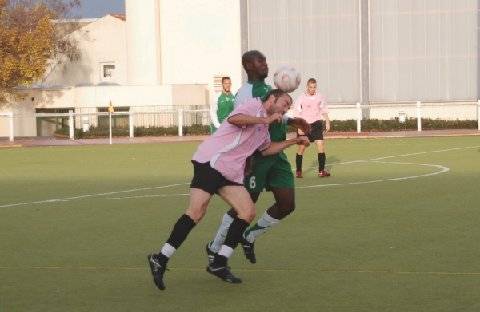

{"left": 147, "top": 89, "right": 309, "bottom": 290}
{"left": 292, "top": 78, "right": 331, "bottom": 177}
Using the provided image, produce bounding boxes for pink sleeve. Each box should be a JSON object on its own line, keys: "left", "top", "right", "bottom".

{"left": 229, "top": 100, "right": 257, "bottom": 118}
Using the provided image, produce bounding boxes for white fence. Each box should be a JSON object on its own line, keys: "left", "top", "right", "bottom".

{"left": 1, "top": 101, "right": 480, "bottom": 143}
{"left": 328, "top": 101, "right": 480, "bottom": 133}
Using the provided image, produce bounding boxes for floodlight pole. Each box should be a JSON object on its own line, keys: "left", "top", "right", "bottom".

{"left": 129, "top": 112, "right": 134, "bottom": 138}
{"left": 109, "top": 112, "right": 112, "bottom": 145}
{"left": 69, "top": 110, "right": 74, "bottom": 140}
{"left": 8, "top": 112, "right": 14, "bottom": 142}
{"left": 178, "top": 108, "right": 183, "bottom": 137}
{"left": 356, "top": 102, "right": 362, "bottom": 133}
{"left": 477, "top": 100, "right": 480, "bottom": 131}
{"left": 416, "top": 101, "right": 422, "bottom": 132}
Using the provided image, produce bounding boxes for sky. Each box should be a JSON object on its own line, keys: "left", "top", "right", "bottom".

{"left": 73, "top": 0, "right": 125, "bottom": 18}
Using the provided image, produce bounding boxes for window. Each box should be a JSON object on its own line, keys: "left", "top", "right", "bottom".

{"left": 97, "top": 106, "right": 130, "bottom": 129}
{"left": 103, "top": 64, "right": 115, "bottom": 78}
{"left": 36, "top": 108, "right": 73, "bottom": 136}
{"left": 100, "top": 62, "right": 116, "bottom": 81}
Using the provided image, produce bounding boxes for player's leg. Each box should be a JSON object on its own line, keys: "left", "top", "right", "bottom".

{"left": 148, "top": 188, "right": 211, "bottom": 290}
{"left": 310, "top": 120, "right": 330, "bottom": 177}
{"left": 207, "top": 185, "right": 256, "bottom": 283}
{"left": 316, "top": 123, "right": 330, "bottom": 176}
{"left": 295, "top": 143, "right": 306, "bottom": 178}
{"left": 242, "top": 154, "right": 295, "bottom": 263}
{"left": 206, "top": 158, "right": 269, "bottom": 255}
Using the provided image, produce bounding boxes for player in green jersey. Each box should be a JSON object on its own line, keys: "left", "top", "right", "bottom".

{"left": 206, "top": 50, "right": 311, "bottom": 266}
{"left": 210, "top": 77, "right": 235, "bottom": 133}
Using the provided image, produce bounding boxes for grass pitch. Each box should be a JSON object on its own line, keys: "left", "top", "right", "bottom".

{"left": 1, "top": 136, "right": 479, "bottom": 312}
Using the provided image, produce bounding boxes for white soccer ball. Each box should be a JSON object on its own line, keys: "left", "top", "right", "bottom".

{"left": 273, "top": 66, "right": 301, "bottom": 93}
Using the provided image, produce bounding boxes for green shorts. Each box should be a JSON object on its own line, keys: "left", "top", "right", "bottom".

{"left": 244, "top": 152, "right": 294, "bottom": 193}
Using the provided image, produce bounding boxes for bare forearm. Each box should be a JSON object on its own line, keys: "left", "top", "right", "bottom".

{"left": 228, "top": 114, "right": 267, "bottom": 127}
{"left": 261, "top": 139, "right": 299, "bottom": 156}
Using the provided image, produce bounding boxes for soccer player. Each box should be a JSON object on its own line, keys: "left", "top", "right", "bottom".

{"left": 210, "top": 76, "right": 235, "bottom": 133}
{"left": 206, "top": 50, "right": 311, "bottom": 264}
{"left": 147, "top": 89, "right": 309, "bottom": 290}
{"left": 293, "top": 78, "right": 331, "bottom": 178}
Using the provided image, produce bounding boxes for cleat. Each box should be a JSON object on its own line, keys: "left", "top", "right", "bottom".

{"left": 241, "top": 241, "right": 256, "bottom": 264}
{"left": 205, "top": 242, "right": 215, "bottom": 265}
{"left": 318, "top": 170, "right": 331, "bottom": 177}
{"left": 206, "top": 265, "right": 242, "bottom": 284}
{"left": 147, "top": 254, "right": 167, "bottom": 290}
{"left": 295, "top": 171, "right": 303, "bottom": 178}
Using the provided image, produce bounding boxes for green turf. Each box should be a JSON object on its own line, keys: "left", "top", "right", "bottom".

{"left": 0, "top": 136, "right": 479, "bottom": 312}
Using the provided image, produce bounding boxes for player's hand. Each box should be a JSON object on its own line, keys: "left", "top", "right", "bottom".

{"left": 289, "top": 118, "right": 311, "bottom": 135}
{"left": 296, "top": 136, "right": 310, "bottom": 147}
{"left": 265, "top": 113, "right": 282, "bottom": 124}
{"left": 324, "top": 121, "right": 330, "bottom": 134}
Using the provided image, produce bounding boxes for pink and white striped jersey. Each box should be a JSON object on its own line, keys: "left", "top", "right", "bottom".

{"left": 192, "top": 98, "right": 271, "bottom": 184}
{"left": 292, "top": 92, "right": 329, "bottom": 124}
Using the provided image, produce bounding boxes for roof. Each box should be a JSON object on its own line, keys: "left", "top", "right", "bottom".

{"left": 109, "top": 14, "right": 126, "bottom": 21}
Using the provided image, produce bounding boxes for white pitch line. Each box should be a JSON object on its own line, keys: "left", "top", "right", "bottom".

{"left": 297, "top": 160, "right": 450, "bottom": 189}
{"left": 108, "top": 193, "right": 190, "bottom": 200}
{"left": 0, "top": 183, "right": 189, "bottom": 208}
{"left": 0, "top": 144, "right": 475, "bottom": 208}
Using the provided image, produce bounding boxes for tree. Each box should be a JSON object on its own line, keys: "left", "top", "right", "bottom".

{"left": 0, "top": 0, "right": 80, "bottom": 102}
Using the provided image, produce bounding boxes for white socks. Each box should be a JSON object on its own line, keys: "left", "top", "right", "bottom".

{"left": 209, "top": 213, "right": 234, "bottom": 253}
{"left": 244, "top": 212, "right": 280, "bottom": 243}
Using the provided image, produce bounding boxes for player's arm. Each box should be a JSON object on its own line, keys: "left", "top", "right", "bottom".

{"left": 323, "top": 113, "right": 330, "bottom": 133}
{"left": 260, "top": 136, "right": 310, "bottom": 156}
{"left": 287, "top": 117, "right": 311, "bottom": 134}
{"left": 227, "top": 113, "right": 282, "bottom": 127}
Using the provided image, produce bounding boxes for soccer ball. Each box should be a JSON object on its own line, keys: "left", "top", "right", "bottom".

{"left": 273, "top": 66, "right": 301, "bottom": 93}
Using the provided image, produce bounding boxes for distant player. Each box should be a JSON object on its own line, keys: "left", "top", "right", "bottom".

{"left": 147, "top": 89, "right": 309, "bottom": 290}
{"left": 210, "top": 77, "right": 235, "bottom": 133}
{"left": 206, "top": 50, "right": 311, "bottom": 264}
{"left": 292, "top": 78, "right": 331, "bottom": 178}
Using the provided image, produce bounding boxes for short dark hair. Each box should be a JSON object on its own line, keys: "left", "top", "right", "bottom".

{"left": 307, "top": 78, "right": 317, "bottom": 84}
{"left": 242, "top": 50, "right": 265, "bottom": 69}
{"left": 221, "top": 76, "right": 231, "bottom": 83}
{"left": 263, "top": 89, "right": 292, "bottom": 103}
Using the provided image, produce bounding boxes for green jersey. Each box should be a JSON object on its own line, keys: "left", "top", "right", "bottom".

{"left": 235, "top": 80, "right": 286, "bottom": 143}
{"left": 216, "top": 92, "right": 235, "bottom": 124}
{"left": 236, "top": 80, "right": 294, "bottom": 192}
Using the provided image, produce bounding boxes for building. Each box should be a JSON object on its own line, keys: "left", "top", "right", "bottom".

{"left": 1, "top": 0, "right": 478, "bottom": 137}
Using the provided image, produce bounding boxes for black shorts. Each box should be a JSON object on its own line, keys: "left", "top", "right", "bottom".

{"left": 298, "top": 120, "right": 324, "bottom": 142}
{"left": 190, "top": 161, "right": 242, "bottom": 195}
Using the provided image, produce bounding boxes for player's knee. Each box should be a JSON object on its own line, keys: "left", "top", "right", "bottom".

{"left": 238, "top": 206, "right": 256, "bottom": 223}
{"left": 278, "top": 200, "right": 295, "bottom": 217}
{"left": 186, "top": 206, "right": 206, "bottom": 223}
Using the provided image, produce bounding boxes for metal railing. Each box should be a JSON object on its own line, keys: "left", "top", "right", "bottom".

{"left": 1, "top": 101, "right": 479, "bottom": 143}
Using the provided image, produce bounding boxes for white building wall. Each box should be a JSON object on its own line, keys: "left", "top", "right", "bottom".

{"left": 126, "top": 0, "right": 162, "bottom": 85}
{"left": 159, "top": 0, "right": 243, "bottom": 93}
{"left": 247, "top": 0, "right": 361, "bottom": 103}
{"left": 43, "top": 15, "right": 128, "bottom": 87}
{"left": 370, "top": 0, "right": 478, "bottom": 101}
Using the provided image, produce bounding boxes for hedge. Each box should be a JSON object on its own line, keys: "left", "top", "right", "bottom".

{"left": 55, "top": 119, "right": 477, "bottom": 138}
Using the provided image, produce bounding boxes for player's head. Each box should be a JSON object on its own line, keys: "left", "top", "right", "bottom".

{"left": 221, "top": 76, "right": 231, "bottom": 93}
{"left": 263, "top": 89, "right": 292, "bottom": 116}
{"left": 306, "top": 78, "right": 317, "bottom": 96}
{"left": 242, "top": 50, "right": 268, "bottom": 80}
